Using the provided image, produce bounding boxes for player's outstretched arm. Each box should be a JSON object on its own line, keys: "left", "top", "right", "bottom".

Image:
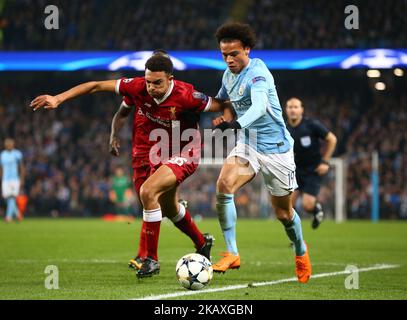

{"left": 109, "top": 103, "right": 132, "bottom": 157}
{"left": 213, "top": 90, "right": 268, "bottom": 131}
{"left": 212, "top": 102, "right": 236, "bottom": 126}
{"left": 30, "top": 80, "right": 117, "bottom": 111}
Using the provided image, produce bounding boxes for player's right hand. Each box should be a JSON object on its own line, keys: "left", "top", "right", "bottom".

{"left": 212, "top": 116, "right": 226, "bottom": 126}
{"left": 30, "top": 95, "right": 60, "bottom": 111}
{"left": 109, "top": 136, "right": 120, "bottom": 157}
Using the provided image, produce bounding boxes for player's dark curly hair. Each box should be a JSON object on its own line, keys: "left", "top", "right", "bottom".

{"left": 215, "top": 22, "right": 256, "bottom": 48}
{"left": 145, "top": 54, "right": 173, "bottom": 75}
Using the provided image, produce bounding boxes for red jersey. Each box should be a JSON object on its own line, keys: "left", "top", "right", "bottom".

{"left": 115, "top": 77, "right": 211, "bottom": 162}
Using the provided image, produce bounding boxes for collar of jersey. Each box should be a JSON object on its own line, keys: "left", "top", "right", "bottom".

{"left": 231, "top": 59, "right": 252, "bottom": 78}
{"left": 154, "top": 80, "right": 174, "bottom": 105}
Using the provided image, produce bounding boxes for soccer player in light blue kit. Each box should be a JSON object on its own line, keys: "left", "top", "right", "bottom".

{"left": 0, "top": 138, "right": 25, "bottom": 223}
{"left": 211, "top": 23, "right": 311, "bottom": 282}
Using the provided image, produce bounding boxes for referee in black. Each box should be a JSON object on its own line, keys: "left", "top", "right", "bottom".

{"left": 286, "top": 97, "right": 337, "bottom": 229}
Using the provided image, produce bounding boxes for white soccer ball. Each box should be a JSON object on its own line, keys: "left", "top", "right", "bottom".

{"left": 176, "top": 253, "right": 213, "bottom": 290}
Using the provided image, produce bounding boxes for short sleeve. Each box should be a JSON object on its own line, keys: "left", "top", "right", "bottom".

{"left": 122, "top": 95, "right": 134, "bottom": 108}
{"left": 186, "top": 89, "right": 212, "bottom": 113}
{"left": 311, "top": 119, "right": 330, "bottom": 139}
{"left": 115, "top": 77, "right": 135, "bottom": 96}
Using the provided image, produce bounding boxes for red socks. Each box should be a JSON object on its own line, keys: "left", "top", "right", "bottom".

{"left": 137, "top": 221, "right": 147, "bottom": 259}
{"left": 173, "top": 206, "right": 205, "bottom": 250}
{"left": 142, "top": 208, "right": 162, "bottom": 261}
{"left": 136, "top": 205, "right": 205, "bottom": 261}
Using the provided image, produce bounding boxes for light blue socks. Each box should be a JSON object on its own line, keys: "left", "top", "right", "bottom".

{"left": 6, "top": 197, "right": 18, "bottom": 220}
{"left": 216, "top": 193, "right": 238, "bottom": 255}
{"left": 283, "top": 210, "right": 307, "bottom": 256}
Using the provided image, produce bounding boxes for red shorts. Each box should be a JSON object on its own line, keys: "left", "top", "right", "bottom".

{"left": 132, "top": 155, "right": 199, "bottom": 196}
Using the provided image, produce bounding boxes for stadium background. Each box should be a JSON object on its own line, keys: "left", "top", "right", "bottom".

{"left": 0, "top": 0, "right": 406, "bottom": 221}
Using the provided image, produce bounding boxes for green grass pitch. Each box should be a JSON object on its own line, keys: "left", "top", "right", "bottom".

{"left": 0, "top": 218, "right": 406, "bottom": 300}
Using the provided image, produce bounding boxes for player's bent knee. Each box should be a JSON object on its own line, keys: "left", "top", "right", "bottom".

{"left": 275, "top": 210, "right": 292, "bottom": 223}
{"left": 302, "top": 197, "right": 316, "bottom": 212}
{"left": 303, "top": 202, "right": 315, "bottom": 213}
{"left": 139, "top": 184, "right": 159, "bottom": 207}
{"left": 216, "top": 176, "right": 236, "bottom": 194}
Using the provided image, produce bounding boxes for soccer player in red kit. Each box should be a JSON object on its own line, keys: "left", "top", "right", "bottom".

{"left": 30, "top": 52, "right": 226, "bottom": 278}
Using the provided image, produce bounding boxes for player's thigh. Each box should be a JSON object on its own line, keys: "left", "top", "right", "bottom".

{"left": 132, "top": 157, "right": 150, "bottom": 196}
{"left": 140, "top": 165, "right": 178, "bottom": 200}
{"left": 158, "top": 186, "right": 178, "bottom": 219}
{"left": 217, "top": 157, "right": 256, "bottom": 193}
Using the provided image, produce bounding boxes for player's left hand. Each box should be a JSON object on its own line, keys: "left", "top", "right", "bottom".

{"left": 315, "top": 163, "right": 330, "bottom": 176}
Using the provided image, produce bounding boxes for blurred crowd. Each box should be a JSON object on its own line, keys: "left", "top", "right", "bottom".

{"left": 0, "top": 0, "right": 231, "bottom": 50}
{"left": 345, "top": 94, "right": 407, "bottom": 219}
{"left": 1, "top": 72, "right": 406, "bottom": 220}
{"left": 247, "top": 0, "right": 407, "bottom": 49}
{"left": 1, "top": 0, "right": 406, "bottom": 50}
{"left": 0, "top": 82, "right": 135, "bottom": 217}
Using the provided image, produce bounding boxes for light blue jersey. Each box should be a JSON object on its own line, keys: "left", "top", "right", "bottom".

{"left": 0, "top": 149, "right": 23, "bottom": 181}
{"left": 217, "top": 58, "right": 293, "bottom": 154}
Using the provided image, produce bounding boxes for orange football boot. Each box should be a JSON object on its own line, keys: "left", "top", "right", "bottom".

{"left": 212, "top": 252, "right": 240, "bottom": 273}
{"left": 295, "top": 243, "right": 312, "bottom": 283}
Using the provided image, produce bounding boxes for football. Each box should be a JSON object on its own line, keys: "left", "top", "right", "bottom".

{"left": 175, "top": 253, "right": 213, "bottom": 290}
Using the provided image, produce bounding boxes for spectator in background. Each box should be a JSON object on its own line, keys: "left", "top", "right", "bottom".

{"left": 1, "top": 138, "right": 25, "bottom": 222}
{"left": 110, "top": 166, "right": 132, "bottom": 216}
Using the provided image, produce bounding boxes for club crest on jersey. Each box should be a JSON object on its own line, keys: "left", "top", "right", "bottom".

{"left": 300, "top": 136, "right": 311, "bottom": 147}
{"left": 238, "top": 85, "right": 245, "bottom": 96}
{"left": 169, "top": 106, "right": 177, "bottom": 120}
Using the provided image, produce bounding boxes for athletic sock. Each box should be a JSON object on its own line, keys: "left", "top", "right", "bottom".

{"left": 216, "top": 193, "right": 238, "bottom": 255}
{"left": 171, "top": 203, "right": 205, "bottom": 249}
{"left": 143, "top": 208, "right": 162, "bottom": 261}
{"left": 136, "top": 221, "right": 148, "bottom": 259}
{"left": 282, "top": 210, "right": 307, "bottom": 256}
{"left": 6, "top": 198, "right": 16, "bottom": 220}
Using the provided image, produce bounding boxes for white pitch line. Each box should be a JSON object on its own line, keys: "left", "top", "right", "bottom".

{"left": 135, "top": 264, "right": 399, "bottom": 301}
